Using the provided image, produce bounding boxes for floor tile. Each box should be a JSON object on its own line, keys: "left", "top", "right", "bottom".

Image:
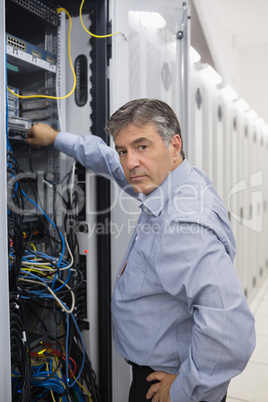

{"left": 250, "top": 335, "right": 268, "bottom": 365}
{"left": 254, "top": 314, "right": 268, "bottom": 337}
{"left": 254, "top": 299, "right": 268, "bottom": 316}
{"left": 227, "top": 276, "right": 268, "bottom": 402}
{"left": 227, "top": 361, "right": 268, "bottom": 402}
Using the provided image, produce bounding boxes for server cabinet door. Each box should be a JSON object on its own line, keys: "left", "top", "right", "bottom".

{"left": 109, "top": 1, "right": 190, "bottom": 400}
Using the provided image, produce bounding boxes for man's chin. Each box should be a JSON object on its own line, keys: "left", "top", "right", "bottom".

{"left": 130, "top": 182, "right": 158, "bottom": 196}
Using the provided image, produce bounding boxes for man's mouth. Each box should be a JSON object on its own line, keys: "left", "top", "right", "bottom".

{"left": 130, "top": 175, "right": 146, "bottom": 181}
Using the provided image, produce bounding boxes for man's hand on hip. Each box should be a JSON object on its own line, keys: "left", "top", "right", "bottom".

{"left": 146, "top": 371, "right": 178, "bottom": 402}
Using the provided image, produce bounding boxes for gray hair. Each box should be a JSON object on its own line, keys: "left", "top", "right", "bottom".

{"left": 104, "top": 98, "right": 185, "bottom": 159}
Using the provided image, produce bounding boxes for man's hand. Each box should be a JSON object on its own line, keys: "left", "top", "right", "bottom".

{"left": 146, "top": 371, "right": 178, "bottom": 402}
{"left": 26, "top": 123, "right": 59, "bottom": 147}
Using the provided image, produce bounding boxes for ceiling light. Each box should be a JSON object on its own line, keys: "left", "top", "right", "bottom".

{"left": 190, "top": 46, "right": 201, "bottom": 63}
{"left": 129, "top": 11, "right": 167, "bottom": 29}
{"left": 255, "top": 117, "right": 265, "bottom": 127}
{"left": 247, "top": 109, "right": 258, "bottom": 120}
{"left": 235, "top": 99, "right": 249, "bottom": 112}
{"left": 200, "top": 65, "right": 222, "bottom": 85}
{"left": 263, "top": 124, "right": 268, "bottom": 135}
{"left": 221, "top": 85, "right": 238, "bottom": 101}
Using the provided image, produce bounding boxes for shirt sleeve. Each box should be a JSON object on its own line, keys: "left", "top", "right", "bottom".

{"left": 155, "top": 220, "right": 256, "bottom": 402}
{"left": 54, "top": 131, "right": 137, "bottom": 198}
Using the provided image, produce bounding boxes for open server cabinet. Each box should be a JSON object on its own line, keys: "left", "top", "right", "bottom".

{"left": 0, "top": 0, "right": 190, "bottom": 401}
{"left": 2, "top": 0, "right": 110, "bottom": 401}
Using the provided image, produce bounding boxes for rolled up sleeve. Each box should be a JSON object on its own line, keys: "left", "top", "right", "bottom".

{"left": 54, "top": 131, "right": 137, "bottom": 197}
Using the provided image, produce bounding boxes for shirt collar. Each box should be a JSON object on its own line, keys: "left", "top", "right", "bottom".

{"left": 138, "top": 158, "right": 192, "bottom": 217}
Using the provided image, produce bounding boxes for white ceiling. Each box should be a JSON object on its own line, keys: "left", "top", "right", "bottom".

{"left": 199, "top": 0, "right": 268, "bottom": 47}
{"left": 191, "top": 0, "right": 268, "bottom": 122}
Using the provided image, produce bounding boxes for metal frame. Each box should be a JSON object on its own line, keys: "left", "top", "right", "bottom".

{"left": 0, "top": 1, "right": 12, "bottom": 399}
{"left": 90, "top": 1, "right": 112, "bottom": 400}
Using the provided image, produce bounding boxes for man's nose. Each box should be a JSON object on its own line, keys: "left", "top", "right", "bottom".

{"left": 126, "top": 151, "right": 140, "bottom": 170}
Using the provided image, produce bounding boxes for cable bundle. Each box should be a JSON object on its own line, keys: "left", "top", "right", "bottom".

{"left": 7, "top": 150, "right": 24, "bottom": 291}
{"left": 10, "top": 292, "right": 31, "bottom": 402}
{"left": 7, "top": 156, "right": 99, "bottom": 400}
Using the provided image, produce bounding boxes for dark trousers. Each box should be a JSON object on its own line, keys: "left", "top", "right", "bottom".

{"left": 128, "top": 363, "right": 157, "bottom": 402}
{"left": 128, "top": 361, "right": 227, "bottom": 402}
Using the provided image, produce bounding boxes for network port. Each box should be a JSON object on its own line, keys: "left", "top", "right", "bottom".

{"left": 6, "top": 35, "right": 26, "bottom": 52}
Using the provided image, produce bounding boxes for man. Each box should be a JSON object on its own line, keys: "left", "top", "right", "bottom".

{"left": 26, "top": 98, "right": 255, "bottom": 402}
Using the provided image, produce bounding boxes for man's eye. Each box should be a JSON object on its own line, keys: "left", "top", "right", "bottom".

{"left": 139, "top": 145, "right": 147, "bottom": 150}
{"left": 118, "top": 150, "right": 127, "bottom": 156}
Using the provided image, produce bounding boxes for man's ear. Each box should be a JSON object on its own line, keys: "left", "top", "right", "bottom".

{"left": 171, "top": 134, "right": 182, "bottom": 158}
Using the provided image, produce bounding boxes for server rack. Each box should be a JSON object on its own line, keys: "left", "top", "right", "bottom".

{"left": 109, "top": 1, "right": 190, "bottom": 399}
{"left": 3, "top": 0, "right": 111, "bottom": 400}
{"left": 190, "top": 56, "right": 268, "bottom": 302}
{"left": 0, "top": 1, "right": 11, "bottom": 400}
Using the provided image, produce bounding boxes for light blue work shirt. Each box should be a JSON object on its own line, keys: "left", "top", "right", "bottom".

{"left": 55, "top": 132, "right": 256, "bottom": 402}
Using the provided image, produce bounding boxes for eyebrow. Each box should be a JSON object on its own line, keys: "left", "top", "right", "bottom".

{"left": 115, "top": 137, "right": 153, "bottom": 152}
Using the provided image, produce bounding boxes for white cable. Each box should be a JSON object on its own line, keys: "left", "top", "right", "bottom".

{"left": 19, "top": 277, "right": 75, "bottom": 314}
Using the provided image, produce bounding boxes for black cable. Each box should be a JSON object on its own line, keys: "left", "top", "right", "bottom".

{"left": 9, "top": 293, "right": 32, "bottom": 402}
{"left": 7, "top": 152, "right": 98, "bottom": 401}
{"left": 24, "top": 246, "right": 59, "bottom": 269}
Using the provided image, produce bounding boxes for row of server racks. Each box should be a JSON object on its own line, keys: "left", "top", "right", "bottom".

{"left": 189, "top": 61, "right": 268, "bottom": 302}
{"left": 1, "top": 0, "right": 267, "bottom": 400}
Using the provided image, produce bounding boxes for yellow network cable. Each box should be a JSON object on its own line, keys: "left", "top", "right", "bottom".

{"left": 22, "top": 264, "right": 56, "bottom": 272}
{"left": 21, "top": 267, "right": 53, "bottom": 278}
{"left": 23, "top": 242, "right": 36, "bottom": 274}
{"left": 46, "top": 361, "right": 57, "bottom": 402}
{"left": 50, "top": 389, "right": 57, "bottom": 402}
{"left": 76, "top": 377, "right": 92, "bottom": 401}
{"left": 7, "top": 2, "right": 124, "bottom": 100}
{"left": 79, "top": 0, "right": 123, "bottom": 38}
{"left": 61, "top": 340, "right": 92, "bottom": 401}
{"left": 7, "top": 7, "right": 76, "bottom": 100}
{"left": 30, "top": 242, "right": 37, "bottom": 252}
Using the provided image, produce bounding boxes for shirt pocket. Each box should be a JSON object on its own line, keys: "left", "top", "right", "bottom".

{"left": 118, "top": 247, "right": 147, "bottom": 299}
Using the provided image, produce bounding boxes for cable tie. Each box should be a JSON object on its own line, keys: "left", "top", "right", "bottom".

{"left": 42, "top": 179, "right": 54, "bottom": 188}
{"left": 22, "top": 331, "right": 27, "bottom": 344}
{"left": 120, "top": 32, "right": 128, "bottom": 41}
{"left": 16, "top": 248, "right": 25, "bottom": 256}
{"left": 59, "top": 389, "right": 68, "bottom": 397}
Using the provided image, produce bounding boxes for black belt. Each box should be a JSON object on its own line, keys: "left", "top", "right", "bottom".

{"left": 126, "top": 359, "right": 152, "bottom": 370}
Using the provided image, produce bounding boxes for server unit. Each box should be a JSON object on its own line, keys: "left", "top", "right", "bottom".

{"left": 109, "top": 0, "right": 190, "bottom": 399}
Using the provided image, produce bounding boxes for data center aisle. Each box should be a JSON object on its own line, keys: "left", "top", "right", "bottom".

{"left": 227, "top": 275, "right": 268, "bottom": 402}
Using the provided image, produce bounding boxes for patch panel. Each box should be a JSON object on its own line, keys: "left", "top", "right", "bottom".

{"left": 6, "top": 34, "right": 26, "bottom": 51}
{"left": 9, "top": 0, "right": 59, "bottom": 26}
{"left": 6, "top": 33, "right": 56, "bottom": 65}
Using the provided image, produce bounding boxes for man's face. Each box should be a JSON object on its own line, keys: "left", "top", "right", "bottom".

{"left": 114, "top": 123, "right": 182, "bottom": 195}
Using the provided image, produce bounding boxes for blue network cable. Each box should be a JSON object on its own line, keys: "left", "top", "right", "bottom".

{"left": 65, "top": 312, "right": 86, "bottom": 388}
{"left": 21, "top": 189, "right": 65, "bottom": 267}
